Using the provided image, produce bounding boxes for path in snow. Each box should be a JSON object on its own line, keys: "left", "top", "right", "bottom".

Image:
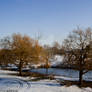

{"left": 0, "top": 77, "right": 31, "bottom": 92}
{"left": 0, "top": 77, "right": 61, "bottom": 92}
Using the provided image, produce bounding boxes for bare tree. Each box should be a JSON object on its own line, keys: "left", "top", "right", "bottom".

{"left": 63, "top": 27, "right": 92, "bottom": 86}
{"left": 43, "top": 46, "right": 51, "bottom": 75}
{"left": 51, "top": 41, "right": 61, "bottom": 55}
{"left": 0, "top": 33, "right": 45, "bottom": 76}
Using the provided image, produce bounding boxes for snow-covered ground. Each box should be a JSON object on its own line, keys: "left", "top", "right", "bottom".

{"left": 50, "top": 55, "right": 63, "bottom": 67}
{"left": 0, "top": 70, "right": 92, "bottom": 92}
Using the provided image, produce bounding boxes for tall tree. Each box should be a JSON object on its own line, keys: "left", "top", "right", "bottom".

{"left": 63, "top": 27, "right": 92, "bottom": 86}
{"left": 11, "top": 34, "right": 34, "bottom": 75}
{"left": 43, "top": 47, "right": 51, "bottom": 75}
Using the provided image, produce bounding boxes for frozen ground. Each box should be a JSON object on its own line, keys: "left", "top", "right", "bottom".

{"left": 0, "top": 70, "right": 92, "bottom": 92}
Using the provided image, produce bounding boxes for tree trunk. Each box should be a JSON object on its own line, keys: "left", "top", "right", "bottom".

{"left": 79, "top": 70, "right": 83, "bottom": 86}
{"left": 46, "top": 58, "right": 49, "bottom": 75}
{"left": 19, "top": 61, "right": 23, "bottom": 76}
{"left": 46, "top": 68, "right": 48, "bottom": 75}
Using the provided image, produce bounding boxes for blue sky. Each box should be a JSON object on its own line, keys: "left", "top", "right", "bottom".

{"left": 0, "top": 0, "right": 92, "bottom": 45}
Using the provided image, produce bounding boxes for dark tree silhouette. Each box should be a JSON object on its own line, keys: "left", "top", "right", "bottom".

{"left": 63, "top": 27, "right": 92, "bottom": 86}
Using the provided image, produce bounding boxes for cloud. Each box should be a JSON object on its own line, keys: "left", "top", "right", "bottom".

{"left": 39, "top": 34, "right": 55, "bottom": 45}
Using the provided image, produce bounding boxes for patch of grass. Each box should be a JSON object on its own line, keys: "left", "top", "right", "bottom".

{"left": 27, "top": 72, "right": 55, "bottom": 81}
{"left": 59, "top": 80, "right": 92, "bottom": 88}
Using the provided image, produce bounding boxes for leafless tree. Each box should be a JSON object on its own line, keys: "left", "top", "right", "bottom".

{"left": 63, "top": 27, "right": 92, "bottom": 86}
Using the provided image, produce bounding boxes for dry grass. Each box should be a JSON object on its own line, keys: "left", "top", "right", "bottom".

{"left": 18, "top": 71, "right": 55, "bottom": 81}
{"left": 59, "top": 80, "right": 92, "bottom": 88}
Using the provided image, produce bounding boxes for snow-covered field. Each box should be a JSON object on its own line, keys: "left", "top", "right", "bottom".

{"left": 0, "top": 70, "right": 92, "bottom": 92}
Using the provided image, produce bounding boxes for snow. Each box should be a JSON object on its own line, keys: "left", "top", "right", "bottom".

{"left": 0, "top": 70, "right": 92, "bottom": 92}
{"left": 60, "top": 86, "right": 92, "bottom": 92}
{"left": 50, "top": 55, "right": 63, "bottom": 67}
{"left": 0, "top": 70, "right": 30, "bottom": 80}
